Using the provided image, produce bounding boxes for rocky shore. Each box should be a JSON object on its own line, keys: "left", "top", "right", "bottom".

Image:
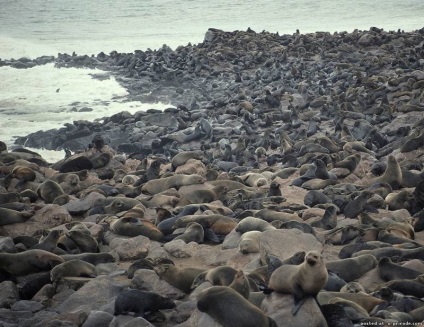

{"left": 0, "top": 27, "right": 423, "bottom": 327}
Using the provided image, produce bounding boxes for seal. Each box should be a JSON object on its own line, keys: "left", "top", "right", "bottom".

{"left": 320, "top": 303, "right": 356, "bottom": 327}
{"left": 334, "top": 153, "right": 361, "bottom": 173}
{"left": 177, "top": 185, "right": 229, "bottom": 206}
{"left": 0, "top": 207, "right": 33, "bottom": 226}
{"left": 370, "top": 154, "right": 402, "bottom": 190}
{"left": 343, "top": 191, "right": 374, "bottom": 218}
{"left": 171, "top": 151, "right": 203, "bottom": 170}
{"left": 114, "top": 289, "right": 176, "bottom": 317}
{"left": 60, "top": 253, "right": 116, "bottom": 265}
{"left": 317, "top": 292, "right": 386, "bottom": 313}
{"left": 197, "top": 286, "right": 277, "bottom": 327}
{"left": 340, "top": 282, "right": 367, "bottom": 293}
{"left": 238, "top": 231, "right": 262, "bottom": 254}
{"left": 191, "top": 266, "right": 239, "bottom": 290}
{"left": 66, "top": 229, "right": 98, "bottom": 253}
{"left": 174, "top": 214, "right": 237, "bottom": 236}
{"left": 377, "top": 257, "right": 422, "bottom": 281}
{"left": 122, "top": 174, "right": 140, "bottom": 186}
{"left": 141, "top": 174, "right": 205, "bottom": 194}
{"left": 30, "top": 230, "right": 66, "bottom": 255}
{"left": 235, "top": 217, "right": 276, "bottom": 233}
{"left": 229, "top": 269, "right": 252, "bottom": 299}
{"left": 0, "top": 192, "right": 21, "bottom": 204}
{"left": 50, "top": 259, "right": 97, "bottom": 283}
{"left": 109, "top": 217, "right": 164, "bottom": 242}
{"left": 267, "top": 251, "right": 328, "bottom": 314}
{"left": 36, "top": 180, "right": 65, "bottom": 204}
{"left": 174, "top": 222, "right": 205, "bottom": 243}
{"left": 385, "top": 190, "right": 414, "bottom": 211}
{"left": 153, "top": 264, "right": 206, "bottom": 293}
{"left": 325, "top": 254, "right": 377, "bottom": 282}
{"left": 0, "top": 249, "right": 64, "bottom": 276}
{"left": 309, "top": 205, "right": 338, "bottom": 230}
{"left": 2, "top": 166, "right": 37, "bottom": 189}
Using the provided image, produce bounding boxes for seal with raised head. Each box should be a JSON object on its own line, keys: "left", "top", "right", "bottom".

{"left": 197, "top": 285, "right": 277, "bottom": 327}
{"left": 370, "top": 154, "right": 402, "bottom": 190}
{"left": 267, "top": 250, "right": 328, "bottom": 315}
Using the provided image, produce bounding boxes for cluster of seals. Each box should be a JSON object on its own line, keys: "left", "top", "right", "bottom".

{"left": 0, "top": 26, "right": 424, "bottom": 327}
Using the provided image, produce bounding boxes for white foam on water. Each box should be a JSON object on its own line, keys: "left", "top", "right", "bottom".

{"left": 0, "top": 63, "right": 173, "bottom": 162}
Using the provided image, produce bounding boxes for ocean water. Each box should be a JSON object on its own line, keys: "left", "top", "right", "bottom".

{"left": 1, "top": 0, "right": 423, "bottom": 161}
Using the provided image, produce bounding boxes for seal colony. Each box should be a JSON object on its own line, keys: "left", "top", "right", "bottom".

{"left": 0, "top": 26, "right": 423, "bottom": 326}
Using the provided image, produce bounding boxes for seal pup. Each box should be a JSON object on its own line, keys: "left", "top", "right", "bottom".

{"left": 267, "top": 251, "right": 328, "bottom": 314}
{"left": 36, "top": 180, "right": 65, "bottom": 204}
{"left": 174, "top": 222, "right": 204, "bottom": 243}
{"left": 114, "top": 289, "right": 175, "bottom": 318}
{"left": 197, "top": 286, "right": 277, "bottom": 327}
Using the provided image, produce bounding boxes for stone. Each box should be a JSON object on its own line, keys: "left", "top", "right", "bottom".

{"left": 81, "top": 310, "right": 114, "bottom": 327}
{"left": 261, "top": 292, "right": 327, "bottom": 327}
{"left": 109, "top": 236, "right": 150, "bottom": 261}
{"left": 163, "top": 239, "right": 196, "bottom": 258}
{"left": 0, "top": 236, "right": 17, "bottom": 253}
{"left": 130, "top": 269, "right": 186, "bottom": 300}
{"left": 0, "top": 281, "right": 19, "bottom": 308}
{"left": 10, "top": 300, "right": 43, "bottom": 313}
{"left": 55, "top": 276, "right": 129, "bottom": 314}
{"left": 176, "top": 308, "right": 223, "bottom": 327}
{"left": 0, "top": 204, "right": 72, "bottom": 237}
{"left": 64, "top": 192, "right": 105, "bottom": 216}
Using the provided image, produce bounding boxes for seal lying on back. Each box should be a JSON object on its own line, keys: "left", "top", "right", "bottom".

{"left": 267, "top": 251, "right": 328, "bottom": 315}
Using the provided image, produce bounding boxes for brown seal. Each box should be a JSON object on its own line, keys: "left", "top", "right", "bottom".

{"left": 268, "top": 251, "right": 328, "bottom": 314}
{"left": 30, "top": 230, "right": 66, "bottom": 255}
{"left": 50, "top": 259, "right": 97, "bottom": 283}
{"left": 153, "top": 264, "right": 206, "bottom": 294}
{"left": 36, "top": 180, "right": 65, "bottom": 204}
{"left": 177, "top": 185, "right": 229, "bottom": 206}
{"left": 109, "top": 217, "right": 164, "bottom": 242}
{"left": 238, "top": 231, "right": 262, "bottom": 254}
{"left": 197, "top": 286, "right": 277, "bottom": 327}
{"left": 0, "top": 207, "right": 33, "bottom": 226}
{"left": 171, "top": 151, "right": 203, "bottom": 170}
{"left": 0, "top": 249, "right": 64, "bottom": 276}
{"left": 325, "top": 254, "right": 377, "bottom": 282}
{"left": 141, "top": 174, "right": 205, "bottom": 194}
{"left": 174, "top": 222, "right": 204, "bottom": 243}
{"left": 174, "top": 214, "right": 237, "bottom": 235}
{"left": 317, "top": 292, "right": 386, "bottom": 313}
{"left": 370, "top": 155, "right": 402, "bottom": 190}
{"left": 235, "top": 217, "right": 276, "bottom": 233}
{"left": 114, "top": 289, "right": 176, "bottom": 318}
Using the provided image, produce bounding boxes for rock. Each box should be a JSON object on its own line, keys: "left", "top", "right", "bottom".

{"left": 0, "top": 308, "right": 33, "bottom": 324}
{"left": 176, "top": 308, "right": 223, "bottom": 327}
{"left": 130, "top": 269, "right": 186, "bottom": 300}
{"left": 81, "top": 310, "right": 114, "bottom": 327}
{"left": 259, "top": 229, "right": 323, "bottom": 264}
{"left": 221, "top": 229, "right": 241, "bottom": 249}
{"left": 55, "top": 276, "right": 129, "bottom": 314}
{"left": 163, "top": 239, "right": 197, "bottom": 258}
{"left": 261, "top": 292, "right": 327, "bottom": 327}
{"left": 0, "top": 204, "right": 72, "bottom": 237}
{"left": 0, "top": 236, "right": 17, "bottom": 253}
{"left": 64, "top": 192, "right": 105, "bottom": 216}
{"left": 10, "top": 300, "right": 43, "bottom": 313}
{"left": 0, "top": 281, "right": 20, "bottom": 308}
{"left": 109, "top": 236, "right": 150, "bottom": 261}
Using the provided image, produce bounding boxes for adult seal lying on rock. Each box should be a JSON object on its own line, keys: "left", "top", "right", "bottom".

{"left": 141, "top": 174, "right": 205, "bottom": 194}
{"left": 109, "top": 217, "right": 164, "bottom": 241}
{"left": 0, "top": 249, "right": 64, "bottom": 276}
{"left": 197, "top": 286, "right": 277, "bottom": 327}
{"left": 50, "top": 259, "right": 97, "bottom": 283}
{"left": 267, "top": 250, "right": 328, "bottom": 315}
{"left": 0, "top": 207, "right": 33, "bottom": 226}
{"left": 153, "top": 264, "right": 206, "bottom": 294}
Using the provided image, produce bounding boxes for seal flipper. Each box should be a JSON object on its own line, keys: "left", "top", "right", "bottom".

{"left": 291, "top": 283, "right": 306, "bottom": 315}
{"left": 203, "top": 228, "right": 221, "bottom": 244}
